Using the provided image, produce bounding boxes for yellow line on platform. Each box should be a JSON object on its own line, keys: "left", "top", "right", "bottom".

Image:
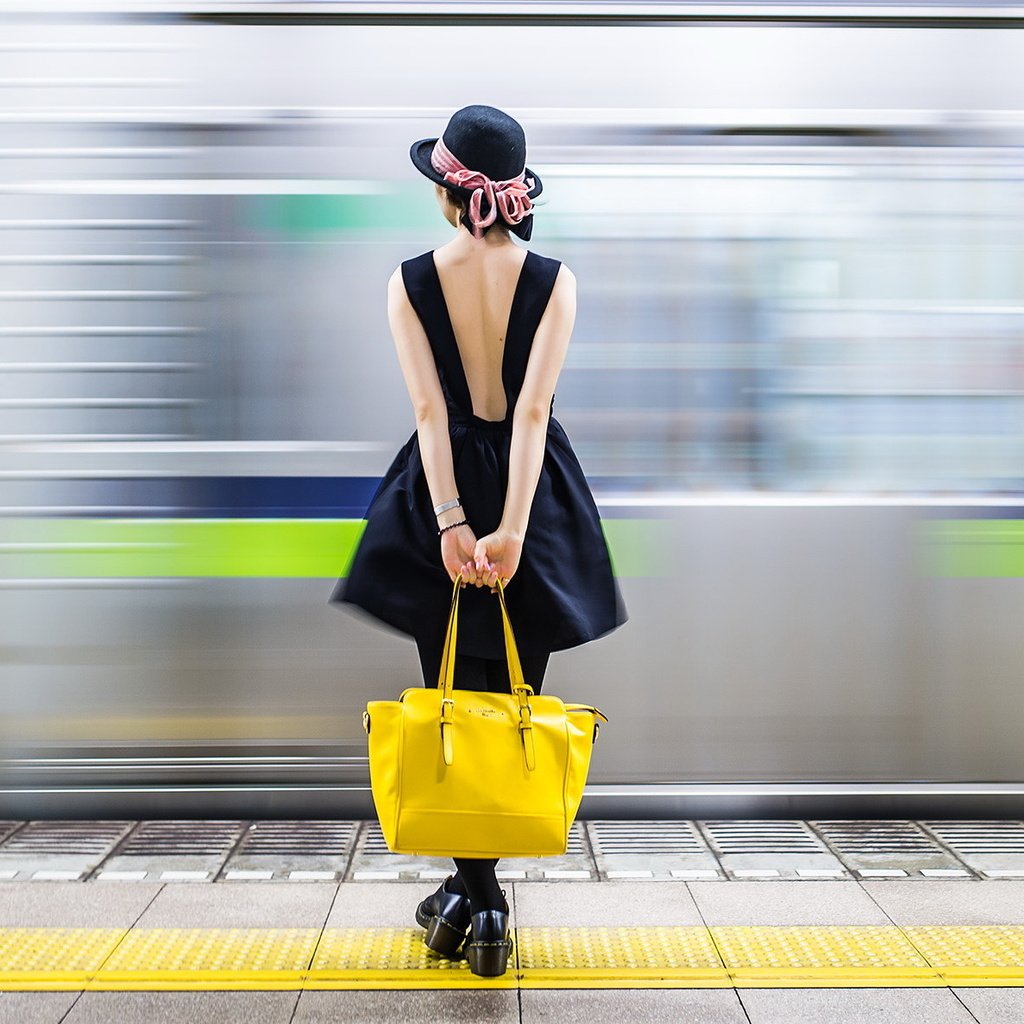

{"left": 2, "top": 926, "right": 1024, "bottom": 990}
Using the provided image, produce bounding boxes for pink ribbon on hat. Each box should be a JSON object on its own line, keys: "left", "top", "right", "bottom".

{"left": 431, "top": 136, "right": 535, "bottom": 239}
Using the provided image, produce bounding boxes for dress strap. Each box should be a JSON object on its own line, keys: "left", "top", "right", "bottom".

{"left": 400, "top": 252, "right": 463, "bottom": 403}
{"left": 502, "top": 252, "right": 563, "bottom": 413}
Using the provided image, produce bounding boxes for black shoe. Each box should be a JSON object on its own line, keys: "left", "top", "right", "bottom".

{"left": 465, "top": 891, "right": 512, "bottom": 978}
{"left": 415, "top": 875, "right": 472, "bottom": 958}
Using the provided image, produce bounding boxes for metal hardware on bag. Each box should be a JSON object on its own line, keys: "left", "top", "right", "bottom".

{"left": 363, "top": 710, "right": 370, "bottom": 734}
{"left": 593, "top": 722, "right": 600, "bottom": 744}
{"left": 566, "top": 704, "right": 609, "bottom": 723}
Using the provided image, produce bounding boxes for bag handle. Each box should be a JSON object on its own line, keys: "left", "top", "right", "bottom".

{"left": 437, "top": 572, "right": 536, "bottom": 771}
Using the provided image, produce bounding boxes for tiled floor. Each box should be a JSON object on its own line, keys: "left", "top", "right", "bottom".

{"left": 3, "top": 878, "right": 1024, "bottom": 1021}
{"left": 9, "top": 986, "right": 1024, "bottom": 1024}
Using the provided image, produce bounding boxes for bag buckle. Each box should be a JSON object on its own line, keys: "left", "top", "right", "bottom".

{"left": 518, "top": 702, "right": 536, "bottom": 771}
{"left": 439, "top": 698, "right": 455, "bottom": 766}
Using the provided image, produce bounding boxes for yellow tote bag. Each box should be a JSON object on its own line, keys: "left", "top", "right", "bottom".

{"left": 362, "top": 571, "right": 608, "bottom": 858}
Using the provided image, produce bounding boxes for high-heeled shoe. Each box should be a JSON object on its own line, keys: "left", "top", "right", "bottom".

{"left": 464, "top": 891, "right": 512, "bottom": 978}
{"left": 414, "top": 874, "right": 472, "bottom": 958}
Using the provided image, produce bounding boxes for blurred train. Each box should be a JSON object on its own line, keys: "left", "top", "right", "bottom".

{"left": 2, "top": 1, "right": 1023, "bottom": 819}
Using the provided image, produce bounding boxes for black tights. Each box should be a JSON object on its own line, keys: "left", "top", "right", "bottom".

{"left": 415, "top": 638, "right": 550, "bottom": 912}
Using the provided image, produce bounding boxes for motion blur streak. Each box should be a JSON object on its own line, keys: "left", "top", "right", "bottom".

{"left": 1, "top": 2, "right": 1022, "bottom": 818}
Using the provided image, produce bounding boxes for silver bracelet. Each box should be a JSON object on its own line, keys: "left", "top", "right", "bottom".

{"left": 433, "top": 496, "right": 461, "bottom": 517}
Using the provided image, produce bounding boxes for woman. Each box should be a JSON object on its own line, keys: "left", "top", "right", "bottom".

{"left": 329, "top": 104, "right": 628, "bottom": 977}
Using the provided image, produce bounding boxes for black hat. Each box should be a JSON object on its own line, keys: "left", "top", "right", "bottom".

{"left": 410, "top": 104, "right": 542, "bottom": 241}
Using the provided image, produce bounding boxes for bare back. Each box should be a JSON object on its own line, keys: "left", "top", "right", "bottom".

{"left": 432, "top": 242, "right": 530, "bottom": 424}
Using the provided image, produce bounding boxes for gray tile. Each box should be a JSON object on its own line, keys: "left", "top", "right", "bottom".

{"left": 137, "top": 880, "right": 336, "bottom": 927}
{"left": 326, "top": 880, "right": 517, "bottom": 928}
{"left": 686, "top": 881, "right": 891, "bottom": 925}
{"left": 513, "top": 881, "right": 703, "bottom": 926}
{"left": 861, "top": 879, "right": 1024, "bottom": 925}
{"left": 738, "top": 986, "right": 978, "bottom": 1023}
{"left": 951, "top": 986, "right": 1024, "bottom": 1023}
{"left": 292, "top": 988, "right": 519, "bottom": 1023}
{"left": 521, "top": 988, "right": 749, "bottom": 1023}
{"left": 0, "top": 991, "right": 82, "bottom": 1024}
{"left": 0, "top": 881, "right": 162, "bottom": 926}
{"left": 60, "top": 991, "right": 298, "bottom": 1024}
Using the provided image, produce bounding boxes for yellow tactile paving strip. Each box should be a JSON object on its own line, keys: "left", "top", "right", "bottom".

{"left": 3, "top": 926, "right": 1024, "bottom": 990}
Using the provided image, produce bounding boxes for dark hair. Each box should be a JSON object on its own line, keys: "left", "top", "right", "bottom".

{"left": 442, "top": 185, "right": 510, "bottom": 237}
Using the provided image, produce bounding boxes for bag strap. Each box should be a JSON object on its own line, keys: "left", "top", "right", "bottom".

{"left": 493, "top": 576, "right": 537, "bottom": 770}
{"left": 437, "top": 572, "right": 537, "bottom": 771}
{"left": 436, "top": 576, "right": 460, "bottom": 765}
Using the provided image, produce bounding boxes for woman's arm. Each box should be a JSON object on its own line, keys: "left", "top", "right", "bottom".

{"left": 500, "top": 264, "right": 577, "bottom": 539}
{"left": 386, "top": 267, "right": 465, "bottom": 531}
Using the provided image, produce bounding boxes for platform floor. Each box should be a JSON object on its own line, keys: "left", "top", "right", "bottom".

{"left": 4, "top": 876, "right": 1024, "bottom": 1022}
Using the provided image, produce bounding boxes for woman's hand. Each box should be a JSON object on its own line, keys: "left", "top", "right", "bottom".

{"left": 471, "top": 527, "right": 523, "bottom": 593}
{"left": 441, "top": 524, "right": 486, "bottom": 590}
{"left": 441, "top": 523, "right": 522, "bottom": 594}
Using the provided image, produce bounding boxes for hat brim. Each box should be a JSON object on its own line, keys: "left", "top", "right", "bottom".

{"left": 409, "top": 138, "right": 543, "bottom": 199}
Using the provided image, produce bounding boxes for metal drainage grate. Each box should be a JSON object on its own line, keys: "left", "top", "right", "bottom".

{"left": 236, "top": 821, "right": 356, "bottom": 856}
{"left": 924, "top": 821, "right": 1024, "bottom": 855}
{"left": 360, "top": 822, "right": 392, "bottom": 855}
{"left": 565, "top": 823, "right": 588, "bottom": 856}
{"left": 0, "top": 821, "right": 132, "bottom": 855}
{"left": 813, "top": 821, "right": 942, "bottom": 855}
{"left": 118, "top": 820, "right": 245, "bottom": 856}
{"left": 702, "top": 821, "right": 825, "bottom": 855}
{"left": 589, "top": 821, "right": 703, "bottom": 855}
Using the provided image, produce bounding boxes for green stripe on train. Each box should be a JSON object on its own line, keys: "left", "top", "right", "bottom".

{"left": 244, "top": 183, "right": 571, "bottom": 236}
{"left": 247, "top": 187, "right": 439, "bottom": 234}
{"left": 0, "top": 518, "right": 659, "bottom": 578}
{"left": 918, "top": 519, "right": 1024, "bottom": 577}
{"left": 4, "top": 518, "right": 1020, "bottom": 579}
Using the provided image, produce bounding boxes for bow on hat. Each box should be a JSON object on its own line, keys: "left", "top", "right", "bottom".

{"left": 431, "top": 136, "right": 535, "bottom": 239}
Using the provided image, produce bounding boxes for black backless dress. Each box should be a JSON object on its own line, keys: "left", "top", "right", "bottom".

{"left": 328, "top": 247, "right": 628, "bottom": 659}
